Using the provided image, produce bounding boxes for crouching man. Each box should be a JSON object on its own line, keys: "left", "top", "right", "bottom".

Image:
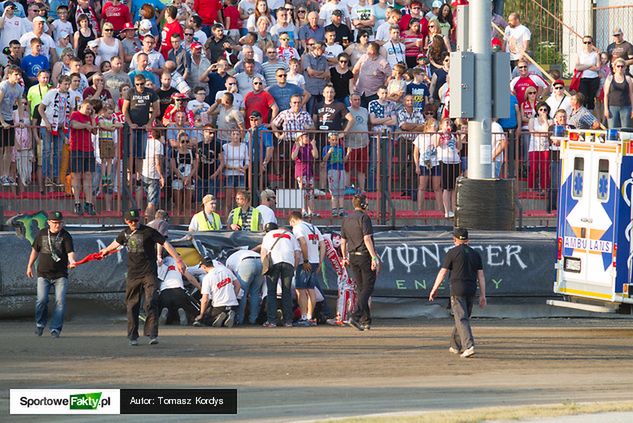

{"left": 194, "top": 255, "right": 241, "bottom": 327}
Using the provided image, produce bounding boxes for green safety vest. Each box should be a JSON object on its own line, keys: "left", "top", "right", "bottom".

{"left": 194, "top": 211, "right": 222, "bottom": 231}
{"left": 230, "top": 207, "right": 261, "bottom": 231}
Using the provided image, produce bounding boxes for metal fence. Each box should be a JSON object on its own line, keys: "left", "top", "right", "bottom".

{"left": 0, "top": 123, "right": 566, "bottom": 227}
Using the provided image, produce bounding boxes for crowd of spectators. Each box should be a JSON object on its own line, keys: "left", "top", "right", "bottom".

{"left": 0, "top": 0, "right": 632, "bottom": 220}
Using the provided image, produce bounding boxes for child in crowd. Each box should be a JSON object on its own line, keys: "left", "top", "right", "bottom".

{"left": 13, "top": 101, "right": 33, "bottom": 187}
{"left": 322, "top": 132, "right": 347, "bottom": 217}
{"left": 51, "top": 5, "right": 73, "bottom": 43}
{"left": 286, "top": 58, "right": 305, "bottom": 88}
{"left": 96, "top": 101, "right": 123, "bottom": 211}
{"left": 186, "top": 87, "right": 211, "bottom": 125}
{"left": 291, "top": 132, "right": 319, "bottom": 218}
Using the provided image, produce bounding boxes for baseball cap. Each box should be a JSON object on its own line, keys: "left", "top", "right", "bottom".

{"left": 453, "top": 227, "right": 469, "bottom": 240}
{"left": 4, "top": 2, "right": 16, "bottom": 9}
{"left": 139, "top": 19, "right": 153, "bottom": 36}
{"left": 33, "top": 16, "right": 46, "bottom": 23}
{"left": 432, "top": 0, "right": 442, "bottom": 8}
{"left": 59, "top": 30, "right": 71, "bottom": 39}
{"left": 171, "top": 92, "right": 188, "bottom": 100}
{"left": 417, "top": 53, "right": 427, "bottom": 60}
{"left": 332, "top": 9, "right": 343, "bottom": 17}
{"left": 613, "top": 27, "right": 623, "bottom": 36}
{"left": 328, "top": 132, "right": 341, "bottom": 138}
{"left": 260, "top": 189, "right": 276, "bottom": 201}
{"left": 49, "top": 211, "right": 64, "bottom": 221}
{"left": 190, "top": 41, "right": 203, "bottom": 50}
{"left": 124, "top": 209, "right": 141, "bottom": 221}
{"left": 250, "top": 110, "right": 262, "bottom": 118}
{"left": 200, "top": 254, "right": 215, "bottom": 266}
{"left": 202, "top": 194, "right": 216, "bottom": 205}
{"left": 553, "top": 79, "right": 565, "bottom": 87}
{"left": 121, "top": 22, "right": 136, "bottom": 32}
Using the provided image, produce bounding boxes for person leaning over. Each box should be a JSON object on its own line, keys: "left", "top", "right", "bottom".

{"left": 194, "top": 255, "right": 241, "bottom": 328}
{"left": 429, "top": 227, "right": 487, "bottom": 358}
{"left": 189, "top": 194, "right": 222, "bottom": 231}
{"left": 26, "top": 211, "right": 77, "bottom": 338}
{"left": 99, "top": 209, "right": 186, "bottom": 346}
{"left": 227, "top": 190, "right": 262, "bottom": 232}
{"left": 340, "top": 194, "right": 379, "bottom": 331}
{"left": 261, "top": 222, "right": 301, "bottom": 328}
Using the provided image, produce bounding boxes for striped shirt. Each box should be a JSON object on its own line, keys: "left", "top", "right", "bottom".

{"left": 272, "top": 109, "right": 314, "bottom": 141}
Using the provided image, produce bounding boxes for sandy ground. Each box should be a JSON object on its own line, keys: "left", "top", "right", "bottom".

{"left": 2, "top": 317, "right": 633, "bottom": 423}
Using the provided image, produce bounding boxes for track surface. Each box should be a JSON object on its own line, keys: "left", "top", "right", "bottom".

{"left": 2, "top": 317, "right": 633, "bottom": 422}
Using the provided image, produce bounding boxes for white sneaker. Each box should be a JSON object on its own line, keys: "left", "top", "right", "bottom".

{"left": 314, "top": 189, "right": 326, "bottom": 196}
{"left": 178, "top": 308, "right": 188, "bottom": 326}
{"left": 159, "top": 308, "right": 168, "bottom": 325}
{"left": 447, "top": 211, "right": 455, "bottom": 218}
{"left": 449, "top": 347, "right": 459, "bottom": 354}
{"left": 460, "top": 346, "right": 475, "bottom": 358}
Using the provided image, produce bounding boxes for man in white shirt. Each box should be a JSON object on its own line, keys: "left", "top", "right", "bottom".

{"left": 374, "top": 8, "right": 400, "bottom": 45}
{"left": 158, "top": 255, "right": 201, "bottom": 326}
{"left": 194, "top": 255, "right": 241, "bottom": 327}
{"left": 0, "top": 2, "right": 27, "bottom": 64}
{"left": 504, "top": 12, "right": 531, "bottom": 69}
{"left": 19, "top": 16, "right": 56, "bottom": 63}
{"left": 225, "top": 249, "right": 263, "bottom": 325}
{"left": 141, "top": 131, "right": 165, "bottom": 219}
{"left": 260, "top": 222, "right": 300, "bottom": 327}
{"left": 256, "top": 189, "right": 278, "bottom": 225}
{"left": 289, "top": 211, "right": 325, "bottom": 326}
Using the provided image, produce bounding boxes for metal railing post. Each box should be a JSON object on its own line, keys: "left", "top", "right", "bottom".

{"left": 380, "top": 130, "right": 389, "bottom": 225}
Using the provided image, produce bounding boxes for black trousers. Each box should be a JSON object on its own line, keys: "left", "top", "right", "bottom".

{"left": 126, "top": 274, "right": 159, "bottom": 340}
{"left": 349, "top": 254, "right": 377, "bottom": 325}
{"left": 159, "top": 287, "right": 198, "bottom": 324}
{"left": 579, "top": 77, "right": 600, "bottom": 110}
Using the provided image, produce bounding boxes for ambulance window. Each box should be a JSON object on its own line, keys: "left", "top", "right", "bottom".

{"left": 597, "top": 159, "right": 609, "bottom": 202}
{"left": 572, "top": 157, "right": 584, "bottom": 199}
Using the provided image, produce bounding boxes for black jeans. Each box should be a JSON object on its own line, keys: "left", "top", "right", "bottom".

{"left": 266, "top": 262, "right": 295, "bottom": 324}
{"left": 349, "top": 254, "right": 377, "bottom": 325}
{"left": 579, "top": 77, "right": 600, "bottom": 110}
{"left": 126, "top": 274, "right": 159, "bottom": 340}
{"left": 159, "top": 287, "right": 198, "bottom": 324}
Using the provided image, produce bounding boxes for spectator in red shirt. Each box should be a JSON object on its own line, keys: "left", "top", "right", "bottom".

{"left": 400, "top": 1, "right": 428, "bottom": 37}
{"left": 510, "top": 59, "right": 548, "bottom": 105}
{"left": 160, "top": 6, "right": 184, "bottom": 59}
{"left": 194, "top": 0, "right": 223, "bottom": 28}
{"left": 69, "top": 100, "right": 98, "bottom": 216}
{"left": 101, "top": 0, "right": 132, "bottom": 33}
{"left": 243, "top": 76, "right": 279, "bottom": 128}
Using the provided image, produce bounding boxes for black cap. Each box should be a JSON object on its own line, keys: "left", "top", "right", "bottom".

{"left": 453, "top": 227, "right": 468, "bottom": 240}
{"left": 332, "top": 9, "right": 343, "bottom": 16}
{"left": 250, "top": 110, "right": 262, "bottom": 118}
{"left": 124, "top": 209, "right": 141, "bottom": 221}
{"left": 200, "top": 254, "right": 215, "bottom": 266}
{"left": 264, "top": 222, "right": 279, "bottom": 233}
{"left": 49, "top": 211, "right": 64, "bottom": 221}
{"left": 5, "top": 2, "right": 16, "bottom": 9}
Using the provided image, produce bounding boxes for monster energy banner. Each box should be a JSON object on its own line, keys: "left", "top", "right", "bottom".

{"left": 1, "top": 224, "right": 555, "bottom": 303}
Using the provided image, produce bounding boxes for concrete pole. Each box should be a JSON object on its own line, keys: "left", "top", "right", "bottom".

{"left": 467, "top": 0, "right": 492, "bottom": 179}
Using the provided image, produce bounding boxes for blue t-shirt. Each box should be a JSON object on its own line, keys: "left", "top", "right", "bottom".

{"left": 406, "top": 82, "right": 429, "bottom": 112}
{"left": 267, "top": 83, "right": 303, "bottom": 112}
{"left": 498, "top": 94, "right": 518, "bottom": 129}
{"left": 128, "top": 70, "right": 158, "bottom": 86}
{"left": 21, "top": 54, "right": 50, "bottom": 79}
{"left": 244, "top": 125, "right": 274, "bottom": 162}
{"left": 322, "top": 145, "right": 345, "bottom": 171}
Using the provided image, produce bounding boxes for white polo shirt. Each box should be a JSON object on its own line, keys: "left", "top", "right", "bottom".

{"left": 293, "top": 221, "right": 323, "bottom": 264}
{"left": 201, "top": 265, "right": 239, "bottom": 307}
{"left": 262, "top": 229, "right": 300, "bottom": 266}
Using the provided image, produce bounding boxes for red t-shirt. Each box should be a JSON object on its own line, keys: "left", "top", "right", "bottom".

{"left": 194, "top": 0, "right": 223, "bottom": 26}
{"left": 101, "top": 2, "right": 132, "bottom": 31}
{"left": 243, "top": 91, "right": 275, "bottom": 128}
{"left": 69, "top": 111, "right": 94, "bottom": 152}
{"left": 160, "top": 20, "right": 184, "bottom": 59}
{"left": 399, "top": 14, "right": 429, "bottom": 39}
{"left": 223, "top": 6, "right": 241, "bottom": 30}
{"left": 511, "top": 75, "right": 547, "bottom": 105}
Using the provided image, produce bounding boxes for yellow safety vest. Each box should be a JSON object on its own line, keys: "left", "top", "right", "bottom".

{"left": 194, "top": 211, "right": 222, "bottom": 231}
{"left": 230, "top": 207, "right": 261, "bottom": 231}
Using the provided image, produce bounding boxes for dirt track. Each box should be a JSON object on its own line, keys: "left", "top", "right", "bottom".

{"left": 2, "top": 317, "right": 633, "bottom": 422}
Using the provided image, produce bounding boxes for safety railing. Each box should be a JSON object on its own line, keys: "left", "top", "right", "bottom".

{"left": 1, "top": 124, "right": 562, "bottom": 227}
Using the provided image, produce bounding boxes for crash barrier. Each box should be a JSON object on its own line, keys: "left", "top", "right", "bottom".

{"left": 0, "top": 229, "right": 556, "bottom": 317}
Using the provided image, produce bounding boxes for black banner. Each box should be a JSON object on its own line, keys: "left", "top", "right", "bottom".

{"left": 0, "top": 229, "right": 556, "bottom": 304}
{"left": 120, "top": 389, "right": 237, "bottom": 414}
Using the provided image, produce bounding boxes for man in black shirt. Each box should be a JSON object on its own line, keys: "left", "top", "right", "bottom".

{"left": 340, "top": 194, "right": 379, "bottom": 330}
{"left": 26, "top": 211, "right": 76, "bottom": 338}
{"left": 157, "top": 72, "right": 179, "bottom": 118}
{"left": 196, "top": 124, "right": 223, "bottom": 202}
{"left": 99, "top": 209, "right": 186, "bottom": 346}
{"left": 429, "top": 228, "right": 487, "bottom": 358}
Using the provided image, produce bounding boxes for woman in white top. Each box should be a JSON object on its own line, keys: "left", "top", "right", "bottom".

{"left": 94, "top": 22, "right": 124, "bottom": 65}
{"left": 434, "top": 117, "right": 461, "bottom": 218}
{"left": 574, "top": 35, "right": 600, "bottom": 111}
{"left": 413, "top": 118, "right": 442, "bottom": 212}
{"left": 222, "top": 130, "right": 250, "bottom": 215}
{"left": 246, "top": 0, "right": 275, "bottom": 33}
{"left": 527, "top": 102, "right": 552, "bottom": 192}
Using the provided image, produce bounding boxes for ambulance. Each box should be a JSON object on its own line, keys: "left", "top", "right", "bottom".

{"left": 551, "top": 128, "right": 633, "bottom": 312}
